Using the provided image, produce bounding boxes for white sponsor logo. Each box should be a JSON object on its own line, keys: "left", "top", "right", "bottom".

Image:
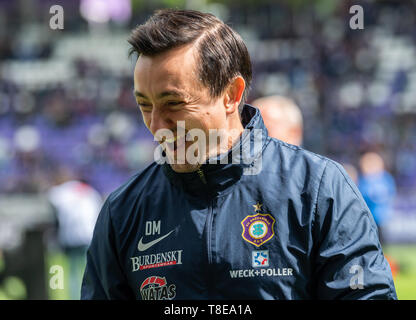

{"left": 229, "top": 268, "right": 293, "bottom": 278}
{"left": 131, "top": 250, "right": 183, "bottom": 272}
{"left": 138, "top": 229, "right": 174, "bottom": 252}
{"left": 145, "top": 220, "right": 161, "bottom": 236}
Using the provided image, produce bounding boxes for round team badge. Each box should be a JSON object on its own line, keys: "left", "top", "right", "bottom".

{"left": 241, "top": 202, "right": 276, "bottom": 247}
{"left": 248, "top": 220, "right": 268, "bottom": 239}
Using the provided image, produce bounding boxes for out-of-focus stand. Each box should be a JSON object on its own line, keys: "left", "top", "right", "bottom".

{"left": 0, "top": 195, "right": 54, "bottom": 299}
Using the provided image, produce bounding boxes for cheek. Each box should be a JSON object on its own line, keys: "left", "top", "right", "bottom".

{"left": 140, "top": 111, "right": 152, "bottom": 130}
{"left": 202, "top": 107, "right": 225, "bottom": 130}
{"left": 187, "top": 111, "right": 213, "bottom": 132}
{"left": 173, "top": 103, "right": 223, "bottom": 132}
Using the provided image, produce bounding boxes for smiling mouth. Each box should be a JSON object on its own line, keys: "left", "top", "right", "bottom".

{"left": 165, "top": 133, "right": 187, "bottom": 152}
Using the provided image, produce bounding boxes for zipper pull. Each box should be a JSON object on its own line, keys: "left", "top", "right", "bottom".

{"left": 196, "top": 168, "right": 207, "bottom": 185}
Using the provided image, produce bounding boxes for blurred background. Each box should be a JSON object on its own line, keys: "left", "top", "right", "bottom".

{"left": 0, "top": 0, "right": 415, "bottom": 300}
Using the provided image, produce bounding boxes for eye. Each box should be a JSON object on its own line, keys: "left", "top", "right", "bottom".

{"left": 137, "top": 103, "right": 152, "bottom": 112}
{"left": 137, "top": 101, "right": 150, "bottom": 106}
{"left": 166, "top": 101, "right": 183, "bottom": 106}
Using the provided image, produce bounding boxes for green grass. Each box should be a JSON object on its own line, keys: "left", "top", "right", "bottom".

{"left": 383, "top": 245, "right": 416, "bottom": 300}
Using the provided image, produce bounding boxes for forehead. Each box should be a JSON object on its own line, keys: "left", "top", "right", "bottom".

{"left": 133, "top": 44, "right": 200, "bottom": 96}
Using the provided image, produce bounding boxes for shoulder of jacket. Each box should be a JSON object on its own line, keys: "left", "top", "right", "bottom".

{"left": 265, "top": 138, "right": 356, "bottom": 198}
{"left": 267, "top": 137, "right": 330, "bottom": 170}
{"left": 106, "top": 162, "right": 162, "bottom": 206}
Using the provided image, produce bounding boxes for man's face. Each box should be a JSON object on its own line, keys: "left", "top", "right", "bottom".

{"left": 133, "top": 44, "right": 228, "bottom": 173}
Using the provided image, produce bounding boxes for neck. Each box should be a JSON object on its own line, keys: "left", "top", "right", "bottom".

{"left": 211, "top": 114, "right": 244, "bottom": 158}
{"left": 226, "top": 120, "right": 244, "bottom": 150}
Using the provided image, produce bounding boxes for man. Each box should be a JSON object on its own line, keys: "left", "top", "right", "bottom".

{"left": 81, "top": 9, "right": 397, "bottom": 300}
{"left": 252, "top": 95, "right": 303, "bottom": 146}
{"left": 358, "top": 152, "right": 396, "bottom": 244}
{"left": 48, "top": 167, "right": 102, "bottom": 299}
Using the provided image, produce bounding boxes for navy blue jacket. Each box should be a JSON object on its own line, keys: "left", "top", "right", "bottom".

{"left": 81, "top": 104, "right": 397, "bottom": 300}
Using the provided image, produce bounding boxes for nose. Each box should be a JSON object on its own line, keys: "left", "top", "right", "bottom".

{"left": 148, "top": 108, "right": 174, "bottom": 137}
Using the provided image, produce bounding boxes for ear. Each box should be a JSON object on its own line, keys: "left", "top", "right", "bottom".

{"left": 223, "top": 76, "right": 245, "bottom": 115}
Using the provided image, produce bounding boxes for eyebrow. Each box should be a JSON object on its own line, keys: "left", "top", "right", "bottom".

{"left": 133, "top": 90, "right": 185, "bottom": 99}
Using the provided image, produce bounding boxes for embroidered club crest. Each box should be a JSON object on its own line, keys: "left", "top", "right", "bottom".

{"left": 241, "top": 202, "right": 275, "bottom": 247}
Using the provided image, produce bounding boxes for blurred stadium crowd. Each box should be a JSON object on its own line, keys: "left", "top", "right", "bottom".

{"left": 0, "top": 0, "right": 416, "bottom": 299}
{"left": 0, "top": 1, "right": 416, "bottom": 226}
{"left": 1, "top": 0, "right": 415, "bottom": 198}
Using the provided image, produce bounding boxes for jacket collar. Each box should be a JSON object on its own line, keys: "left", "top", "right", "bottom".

{"left": 162, "top": 104, "right": 268, "bottom": 197}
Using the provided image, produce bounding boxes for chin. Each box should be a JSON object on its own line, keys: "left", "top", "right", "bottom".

{"left": 169, "top": 163, "right": 201, "bottom": 173}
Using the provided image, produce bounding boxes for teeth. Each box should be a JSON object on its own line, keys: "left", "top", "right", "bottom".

{"left": 165, "top": 135, "right": 185, "bottom": 143}
{"left": 165, "top": 136, "right": 176, "bottom": 143}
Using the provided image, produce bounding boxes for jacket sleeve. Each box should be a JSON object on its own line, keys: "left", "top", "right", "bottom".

{"left": 312, "top": 160, "right": 397, "bottom": 300}
{"left": 81, "top": 197, "right": 135, "bottom": 300}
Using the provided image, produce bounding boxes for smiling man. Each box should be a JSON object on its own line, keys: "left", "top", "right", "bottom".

{"left": 81, "top": 9, "right": 397, "bottom": 300}
{"left": 132, "top": 42, "right": 246, "bottom": 172}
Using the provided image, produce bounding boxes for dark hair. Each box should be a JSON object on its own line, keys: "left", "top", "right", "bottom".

{"left": 128, "top": 9, "right": 252, "bottom": 114}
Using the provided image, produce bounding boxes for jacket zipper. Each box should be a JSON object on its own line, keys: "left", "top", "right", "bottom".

{"left": 196, "top": 168, "right": 207, "bottom": 184}
{"left": 196, "top": 166, "right": 215, "bottom": 296}
{"left": 197, "top": 167, "right": 218, "bottom": 296}
{"left": 199, "top": 166, "right": 213, "bottom": 264}
{"left": 206, "top": 198, "right": 216, "bottom": 298}
{"left": 207, "top": 200, "right": 214, "bottom": 264}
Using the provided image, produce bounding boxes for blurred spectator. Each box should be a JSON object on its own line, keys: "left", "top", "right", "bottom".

{"left": 358, "top": 152, "right": 397, "bottom": 244}
{"left": 252, "top": 95, "right": 303, "bottom": 146}
{"left": 342, "top": 162, "right": 359, "bottom": 184}
{"left": 47, "top": 167, "right": 102, "bottom": 300}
